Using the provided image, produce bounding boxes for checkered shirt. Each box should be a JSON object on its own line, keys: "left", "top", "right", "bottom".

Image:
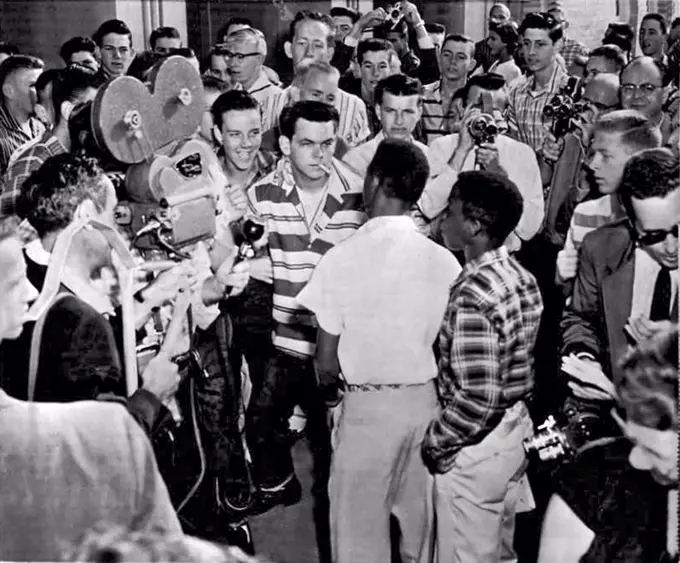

{"left": 559, "top": 37, "right": 590, "bottom": 70}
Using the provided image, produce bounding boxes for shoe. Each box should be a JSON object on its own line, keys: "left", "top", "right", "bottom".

{"left": 249, "top": 476, "right": 302, "bottom": 516}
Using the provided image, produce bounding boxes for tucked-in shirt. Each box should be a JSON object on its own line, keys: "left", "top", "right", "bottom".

{"left": 419, "top": 133, "right": 545, "bottom": 252}
{"left": 297, "top": 215, "right": 461, "bottom": 385}
{"left": 0, "top": 103, "right": 45, "bottom": 176}
{"left": 247, "top": 157, "right": 366, "bottom": 357}
{"left": 631, "top": 248, "right": 679, "bottom": 320}
{"left": 420, "top": 80, "right": 466, "bottom": 145}
{"left": 0, "top": 391, "right": 181, "bottom": 562}
{"left": 246, "top": 70, "right": 283, "bottom": 133}
{"left": 1, "top": 133, "right": 68, "bottom": 218}
{"left": 272, "top": 86, "right": 371, "bottom": 149}
{"left": 343, "top": 131, "right": 429, "bottom": 177}
{"left": 507, "top": 62, "right": 569, "bottom": 151}
{"left": 422, "top": 246, "right": 543, "bottom": 472}
{"left": 563, "top": 194, "right": 627, "bottom": 255}
{"left": 559, "top": 36, "right": 590, "bottom": 70}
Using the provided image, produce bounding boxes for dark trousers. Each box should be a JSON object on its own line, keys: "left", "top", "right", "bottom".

{"left": 246, "top": 349, "right": 331, "bottom": 490}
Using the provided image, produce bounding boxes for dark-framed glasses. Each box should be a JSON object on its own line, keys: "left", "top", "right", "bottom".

{"left": 636, "top": 224, "right": 679, "bottom": 247}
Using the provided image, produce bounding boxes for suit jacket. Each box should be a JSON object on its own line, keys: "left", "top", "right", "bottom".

{"left": 560, "top": 220, "right": 636, "bottom": 386}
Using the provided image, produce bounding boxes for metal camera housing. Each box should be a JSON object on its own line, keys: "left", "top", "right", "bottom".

{"left": 468, "top": 113, "right": 500, "bottom": 145}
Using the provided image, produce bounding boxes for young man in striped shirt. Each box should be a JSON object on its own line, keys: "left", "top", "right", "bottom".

{"left": 271, "top": 11, "right": 371, "bottom": 149}
{"left": 556, "top": 110, "right": 662, "bottom": 288}
{"left": 245, "top": 101, "right": 366, "bottom": 515}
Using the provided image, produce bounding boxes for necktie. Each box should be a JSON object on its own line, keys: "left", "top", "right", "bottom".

{"left": 649, "top": 267, "right": 672, "bottom": 321}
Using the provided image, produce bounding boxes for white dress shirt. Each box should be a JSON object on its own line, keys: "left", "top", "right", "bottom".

{"left": 297, "top": 215, "right": 461, "bottom": 385}
{"left": 342, "top": 131, "right": 429, "bottom": 177}
{"left": 631, "top": 248, "right": 679, "bottom": 319}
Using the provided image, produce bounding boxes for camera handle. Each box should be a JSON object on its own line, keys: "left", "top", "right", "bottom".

{"left": 225, "top": 218, "right": 266, "bottom": 294}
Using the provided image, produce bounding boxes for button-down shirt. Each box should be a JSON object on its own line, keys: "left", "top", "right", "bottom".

{"left": 0, "top": 103, "right": 45, "bottom": 177}
{"left": 559, "top": 36, "right": 589, "bottom": 70}
{"left": 507, "top": 62, "right": 569, "bottom": 151}
{"left": 420, "top": 80, "right": 466, "bottom": 145}
{"left": 631, "top": 248, "right": 679, "bottom": 320}
{"left": 419, "top": 133, "right": 545, "bottom": 252}
{"left": 297, "top": 215, "right": 461, "bottom": 385}
{"left": 343, "top": 131, "right": 429, "bottom": 177}
{"left": 245, "top": 70, "right": 283, "bottom": 133}
{"left": 272, "top": 86, "right": 371, "bottom": 149}
{"left": 247, "top": 156, "right": 366, "bottom": 357}
{"left": 1, "top": 133, "right": 67, "bottom": 217}
{"left": 422, "top": 246, "right": 543, "bottom": 472}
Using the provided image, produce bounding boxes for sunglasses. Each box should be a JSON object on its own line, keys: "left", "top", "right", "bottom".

{"left": 636, "top": 224, "right": 679, "bottom": 247}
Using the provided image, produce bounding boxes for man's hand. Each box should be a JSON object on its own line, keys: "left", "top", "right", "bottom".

{"left": 453, "top": 110, "right": 481, "bottom": 161}
{"left": 562, "top": 355, "right": 615, "bottom": 402}
{"left": 142, "top": 261, "right": 198, "bottom": 308}
{"left": 556, "top": 248, "right": 579, "bottom": 283}
{"left": 218, "top": 260, "right": 251, "bottom": 298}
{"left": 475, "top": 142, "right": 505, "bottom": 175}
{"left": 249, "top": 255, "right": 273, "bottom": 284}
{"left": 401, "top": 1, "right": 423, "bottom": 25}
{"left": 625, "top": 316, "right": 675, "bottom": 345}
{"left": 541, "top": 130, "right": 564, "bottom": 164}
{"left": 352, "top": 8, "right": 387, "bottom": 37}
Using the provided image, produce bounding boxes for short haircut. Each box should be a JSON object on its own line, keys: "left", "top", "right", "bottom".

{"left": 279, "top": 100, "right": 339, "bottom": 139}
{"left": 35, "top": 69, "right": 61, "bottom": 95}
{"left": 588, "top": 44, "right": 626, "bottom": 72}
{"left": 298, "top": 60, "right": 339, "bottom": 84}
{"left": 641, "top": 13, "right": 668, "bottom": 35}
{"left": 217, "top": 16, "right": 253, "bottom": 43}
{"left": 330, "top": 7, "right": 360, "bottom": 24}
{"left": 450, "top": 171, "right": 524, "bottom": 244}
{"left": 357, "top": 38, "right": 394, "bottom": 64}
{"left": 289, "top": 11, "right": 335, "bottom": 47}
{"left": 618, "top": 324, "right": 678, "bottom": 431}
{"left": 366, "top": 138, "right": 430, "bottom": 205}
{"left": 93, "top": 19, "right": 132, "bottom": 47}
{"left": 0, "top": 55, "right": 44, "bottom": 93}
{"left": 210, "top": 90, "right": 260, "bottom": 131}
{"left": 592, "top": 110, "right": 662, "bottom": 152}
{"left": 227, "top": 27, "right": 267, "bottom": 57}
{"left": 149, "top": 26, "right": 180, "bottom": 49}
{"left": 619, "top": 147, "right": 679, "bottom": 206}
{"left": 604, "top": 22, "right": 635, "bottom": 53}
{"left": 60, "top": 36, "right": 97, "bottom": 65}
{"left": 518, "top": 12, "right": 563, "bottom": 43}
{"left": 441, "top": 34, "right": 476, "bottom": 58}
{"left": 620, "top": 56, "right": 664, "bottom": 85}
{"left": 126, "top": 50, "right": 159, "bottom": 81}
{"left": 51, "top": 64, "right": 98, "bottom": 119}
{"left": 374, "top": 73, "right": 423, "bottom": 106}
{"left": 19, "top": 153, "right": 109, "bottom": 237}
{"left": 425, "top": 22, "right": 446, "bottom": 35}
{"left": 0, "top": 42, "right": 19, "bottom": 57}
{"left": 489, "top": 21, "right": 519, "bottom": 54}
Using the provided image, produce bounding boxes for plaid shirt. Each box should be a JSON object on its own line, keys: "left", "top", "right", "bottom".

{"left": 423, "top": 246, "right": 543, "bottom": 473}
{"left": 559, "top": 37, "right": 589, "bottom": 70}
{"left": 507, "top": 62, "right": 569, "bottom": 151}
{"left": 0, "top": 103, "right": 45, "bottom": 177}
{"left": 1, "top": 133, "right": 67, "bottom": 217}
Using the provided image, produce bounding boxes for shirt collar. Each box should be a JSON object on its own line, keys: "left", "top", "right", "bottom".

{"left": 273, "top": 156, "right": 351, "bottom": 202}
{"left": 360, "top": 215, "right": 416, "bottom": 234}
{"left": 0, "top": 103, "right": 40, "bottom": 136}
{"left": 247, "top": 70, "right": 271, "bottom": 93}
{"left": 461, "top": 245, "right": 510, "bottom": 276}
{"left": 25, "top": 239, "right": 50, "bottom": 266}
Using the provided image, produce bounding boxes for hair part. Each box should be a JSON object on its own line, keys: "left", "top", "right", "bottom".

{"left": 374, "top": 73, "right": 423, "bottom": 106}
{"left": 357, "top": 38, "right": 394, "bottom": 64}
{"left": 93, "top": 19, "right": 133, "bottom": 47}
{"left": 289, "top": 11, "right": 336, "bottom": 48}
{"left": 366, "top": 138, "right": 430, "bottom": 205}
{"left": 518, "top": 12, "right": 564, "bottom": 43}
{"left": 641, "top": 13, "right": 668, "bottom": 35}
{"left": 450, "top": 170, "right": 524, "bottom": 244}
{"left": 279, "top": 100, "right": 339, "bottom": 139}
{"left": 0, "top": 55, "right": 44, "bottom": 93}
{"left": 210, "top": 90, "right": 260, "bottom": 131}
{"left": 592, "top": 109, "right": 662, "bottom": 152}
{"left": 226, "top": 27, "right": 267, "bottom": 57}
{"left": 441, "top": 33, "right": 476, "bottom": 58}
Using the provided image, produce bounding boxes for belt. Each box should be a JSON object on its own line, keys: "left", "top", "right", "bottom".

{"left": 346, "top": 381, "right": 428, "bottom": 392}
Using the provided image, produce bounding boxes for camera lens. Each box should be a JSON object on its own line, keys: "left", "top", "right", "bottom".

{"left": 390, "top": 9, "right": 401, "bottom": 18}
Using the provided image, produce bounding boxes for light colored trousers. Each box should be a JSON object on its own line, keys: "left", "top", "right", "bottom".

{"left": 434, "top": 401, "right": 534, "bottom": 563}
{"left": 329, "top": 383, "right": 439, "bottom": 563}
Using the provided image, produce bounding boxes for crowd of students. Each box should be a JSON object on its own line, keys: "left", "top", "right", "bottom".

{"left": 0, "top": 1, "right": 677, "bottom": 562}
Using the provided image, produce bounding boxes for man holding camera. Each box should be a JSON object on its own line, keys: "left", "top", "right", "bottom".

{"left": 343, "top": 74, "right": 427, "bottom": 176}
{"left": 418, "top": 73, "right": 544, "bottom": 253}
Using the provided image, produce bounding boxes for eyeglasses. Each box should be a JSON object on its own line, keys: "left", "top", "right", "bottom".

{"left": 222, "top": 51, "right": 260, "bottom": 61}
{"left": 620, "top": 83, "right": 662, "bottom": 96}
{"left": 636, "top": 224, "right": 679, "bottom": 247}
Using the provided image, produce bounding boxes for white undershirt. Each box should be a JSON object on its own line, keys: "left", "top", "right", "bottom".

{"left": 630, "top": 249, "right": 678, "bottom": 319}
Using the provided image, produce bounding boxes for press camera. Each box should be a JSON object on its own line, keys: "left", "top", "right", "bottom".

{"left": 543, "top": 76, "right": 586, "bottom": 138}
{"left": 468, "top": 113, "right": 501, "bottom": 145}
{"left": 385, "top": 2, "right": 404, "bottom": 29}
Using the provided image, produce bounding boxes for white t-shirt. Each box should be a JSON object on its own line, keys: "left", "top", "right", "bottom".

{"left": 297, "top": 215, "right": 461, "bottom": 385}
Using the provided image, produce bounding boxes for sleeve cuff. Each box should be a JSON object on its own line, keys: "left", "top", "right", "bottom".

{"left": 343, "top": 36, "right": 359, "bottom": 49}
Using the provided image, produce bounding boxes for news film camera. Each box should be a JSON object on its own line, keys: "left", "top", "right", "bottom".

{"left": 385, "top": 1, "right": 404, "bottom": 29}
{"left": 467, "top": 91, "right": 509, "bottom": 146}
{"left": 543, "top": 76, "right": 586, "bottom": 138}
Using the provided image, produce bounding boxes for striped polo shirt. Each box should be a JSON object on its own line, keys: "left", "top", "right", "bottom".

{"left": 507, "top": 62, "right": 568, "bottom": 152}
{"left": 0, "top": 103, "right": 45, "bottom": 176}
{"left": 246, "top": 70, "right": 283, "bottom": 133}
{"left": 247, "top": 157, "right": 366, "bottom": 357}
{"left": 420, "top": 80, "right": 466, "bottom": 145}
{"left": 563, "top": 194, "right": 627, "bottom": 254}
{"left": 272, "top": 86, "right": 371, "bottom": 149}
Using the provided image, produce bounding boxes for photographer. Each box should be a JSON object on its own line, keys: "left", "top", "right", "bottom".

{"left": 538, "top": 326, "right": 678, "bottom": 563}
{"left": 418, "top": 73, "right": 544, "bottom": 253}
